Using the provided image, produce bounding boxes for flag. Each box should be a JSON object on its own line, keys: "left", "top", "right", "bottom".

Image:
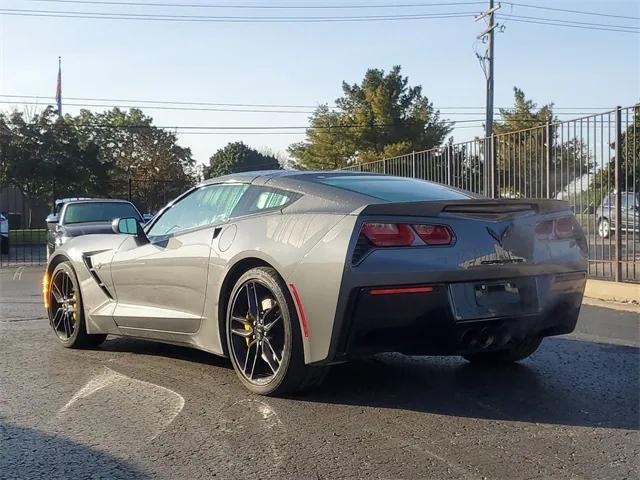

{"left": 55, "top": 57, "right": 62, "bottom": 116}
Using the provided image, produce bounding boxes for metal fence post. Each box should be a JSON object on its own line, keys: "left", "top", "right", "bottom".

{"left": 614, "top": 106, "right": 622, "bottom": 282}
{"left": 412, "top": 150, "right": 416, "bottom": 178}
{"left": 482, "top": 138, "right": 489, "bottom": 196}
{"left": 384, "top": 159, "right": 388, "bottom": 175}
{"left": 545, "top": 122, "right": 552, "bottom": 198}
{"left": 446, "top": 145, "right": 452, "bottom": 186}
{"left": 490, "top": 134, "right": 496, "bottom": 198}
{"left": 127, "top": 177, "right": 132, "bottom": 202}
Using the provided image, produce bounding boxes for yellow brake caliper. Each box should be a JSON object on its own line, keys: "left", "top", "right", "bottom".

{"left": 244, "top": 315, "right": 252, "bottom": 346}
{"left": 72, "top": 292, "right": 78, "bottom": 323}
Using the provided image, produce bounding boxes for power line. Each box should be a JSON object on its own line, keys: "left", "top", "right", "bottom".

{"left": 5, "top": 118, "right": 610, "bottom": 132}
{"left": 496, "top": 15, "right": 639, "bottom": 34}
{"left": 22, "top": 0, "right": 488, "bottom": 9}
{"left": 0, "top": 93, "right": 319, "bottom": 109}
{"left": 2, "top": 100, "right": 317, "bottom": 114}
{"left": 0, "top": 95, "right": 621, "bottom": 112}
{"left": 5, "top": 6, "right": 635, "bottom": 33}
{"left": 497, "top": 13, "right": 639, "bottom": 32}
{"left": 22, "top": 0, "right": 640, "bottom": 21}
{"left": 504, "top": 2, "right": 640, "bottom": 21}
{"left": 66, "top": 118, "right": 488, "bottom": 129}
{"left": 0, "top": 8, "right": 478, "bottom": 22}
{"left": 0, "top": 99, "right": 609, "bottom": 116}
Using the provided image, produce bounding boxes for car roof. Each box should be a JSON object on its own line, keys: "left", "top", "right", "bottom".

{"left": 62, "top": 198, "right": 134, "bottom": 205}
{"left": 199, "top": 169, "right": 385, "bottom": 186}
{"left": 55, "top": 197, "right": 93, "bottom": 204}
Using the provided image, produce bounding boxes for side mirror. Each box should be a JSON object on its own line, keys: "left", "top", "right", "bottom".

{"left": 112, "top": 217, "right": 149, "bottom": 245}
{"left": 46, "top": 214, "right": 58, "bottom": 224}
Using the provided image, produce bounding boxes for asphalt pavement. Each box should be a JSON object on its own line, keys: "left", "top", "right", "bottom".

{"left": 0, "top": 266, "right": 638, "bottom": 480}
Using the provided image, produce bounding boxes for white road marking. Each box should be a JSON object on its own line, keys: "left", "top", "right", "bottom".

{"left": 220, "top": 398, "right": 284, "bottom": 468}
{"left": 56, "top": 366, "right": 185, "bottom": 445}
{"left": 364, "top": 426, "right": 478, "bottom": 480}
{"left": 12, "top": 266, "right": 25, "bottom": 281}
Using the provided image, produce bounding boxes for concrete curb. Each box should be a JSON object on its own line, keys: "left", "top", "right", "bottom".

{"left": 584, "top": 279, "right": 640, "bottom": 312}
{"left": 582, "top": 297, "right": 640, "bottom": 314}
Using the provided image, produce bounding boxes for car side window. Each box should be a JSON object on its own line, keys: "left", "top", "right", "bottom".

{"left": 622, "top": 193, "right": 635, "bottom": 209}
{"left": 602, "top": 195, "right": 611, "bottom": 207}
{"left": 239, "top": 187, "right": 294, "bottom": 215}
{"left": 148, "top": 183, "right": 249, "bottom": 237}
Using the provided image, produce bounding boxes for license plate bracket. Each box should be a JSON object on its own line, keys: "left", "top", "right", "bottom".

{"left": 449, "top": 277, "right": 539, "bottom": 321}
{"left": 474, "top": 281, "right": 520, "bottom": 306}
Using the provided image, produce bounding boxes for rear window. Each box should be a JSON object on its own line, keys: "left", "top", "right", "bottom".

{"left": 317, "top": 175, "right": 471, "bottom": 202}
{"left": 63, "top": 202, "right": 142, "bottom": 224}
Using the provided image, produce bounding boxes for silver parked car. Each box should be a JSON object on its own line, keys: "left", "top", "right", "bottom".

{"left": 595, "top": 191, "right": 640, "bottom": 238}
{"left": 43, "top": 171, "right": 588, "bottom": 395}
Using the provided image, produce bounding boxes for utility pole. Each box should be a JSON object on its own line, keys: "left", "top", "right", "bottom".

{"left": 475, "top": 1, "right": 500, "bottom": 139}
{"left": 475, "top": 1, "right": 501, "bottom": 197}
{"left": 56, "top": 57, "right": 62, "bottom": 118}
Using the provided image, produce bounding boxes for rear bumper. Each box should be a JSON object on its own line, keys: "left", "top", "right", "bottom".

{"left": 320, "top": 272, "right": 586, "bottom": 364}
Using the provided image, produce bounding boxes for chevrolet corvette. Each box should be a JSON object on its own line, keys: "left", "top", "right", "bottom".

{"left": 44, "top": 171, "right": 588, "bottom": 395}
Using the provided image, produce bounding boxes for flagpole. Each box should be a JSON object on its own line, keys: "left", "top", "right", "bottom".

{"left": 56, "top": 56, "right": 62, "bottom": 118}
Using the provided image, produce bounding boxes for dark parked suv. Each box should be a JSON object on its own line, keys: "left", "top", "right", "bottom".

{"left": 596, "top": 191, "right": 639, "bottom": 238}
{"left": 46, "top": 198, "right": 144, "bottom": 258}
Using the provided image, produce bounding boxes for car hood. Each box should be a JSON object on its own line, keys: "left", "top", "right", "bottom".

{"left": 61, "top": 222, "right": 114, "bottom": 237}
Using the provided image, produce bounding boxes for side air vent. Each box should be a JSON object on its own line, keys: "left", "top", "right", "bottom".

{"left": 83, "top": 255, "right": 114, "bottom": 299}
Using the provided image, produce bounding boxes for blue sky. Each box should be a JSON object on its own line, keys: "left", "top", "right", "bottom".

{"left": 0, "top": 0, "right": 638, "bottom": 165}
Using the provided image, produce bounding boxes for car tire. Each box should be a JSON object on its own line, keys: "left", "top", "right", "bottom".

{"left": 597, "top": 217, "right": 611, "bottom": 238}
{"left": 462, "top": 337, "right": 542, "bottom": 364}
{"left": 48, "top": 261, "right": 108, "bottom": 349}
{"left": 225, "top": 266, "right": 328, "bottom": 396}
{"left": 0, "top": 237, "right": 8, "bottom": 254}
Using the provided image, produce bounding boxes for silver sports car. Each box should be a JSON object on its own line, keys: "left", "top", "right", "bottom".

{"left": 44, "top": 171, "right": 588, "bottom": 395}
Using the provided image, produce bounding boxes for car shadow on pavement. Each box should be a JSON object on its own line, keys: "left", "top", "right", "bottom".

{"left": 92, "top": 336, "right": 638, "bottom": 431}
{"left": 98, "top": 336, "right": 233, "bottom": 369}
{"left": 298, "top": 338, "right": 640, "bottom": 431}
{"left": 0, "top": 422, "right": 149, "bottom": 479}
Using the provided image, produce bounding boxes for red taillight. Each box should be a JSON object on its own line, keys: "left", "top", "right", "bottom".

{"left": 361, "top": 223, "right": 415, "bottom": 247}
{"left": 535, "top": 217, "right": 581, "bottom": 240}
{"left": 412, "top": 224, "right": 453, "bottom": 245}
{"left": 555, "top": 216, "right": 578, "bottom": 239}
{"left": 534, "top": 220, "right": 555, "bottom": 239}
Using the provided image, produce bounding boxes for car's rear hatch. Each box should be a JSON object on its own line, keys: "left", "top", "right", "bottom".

{"left": 348, "top": 199, "right": 587, "bottom": 319}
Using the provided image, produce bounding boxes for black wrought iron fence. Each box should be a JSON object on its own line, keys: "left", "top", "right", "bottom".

{"left": 345, "top": 105, "right": 639, "bottom": 283}
{"left": 0, "top": 178, "right": 190, "bottom": 267}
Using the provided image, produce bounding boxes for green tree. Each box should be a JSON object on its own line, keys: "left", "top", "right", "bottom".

{"left": 493, "top": 87, "right": 592, "bottom": 198}
{"left": 0, "top": 107, "right": 104, "bottom": 203}
{"left": 582, "top": 104, "right": 639, "bottom": 212}
{"left": 207, "top": 142, "right": 281, "bottom": 178}
{"left": 0, "top": 107, "right": 197, "bottom": 213}
{"left": 289, "top": 66, "right": 451, "bottom": 169}
{"left": 620, "top": 104, "right": 639, "bottom": 189}
{"left": 71, "top": 108, "right": 197, "bottom": 210}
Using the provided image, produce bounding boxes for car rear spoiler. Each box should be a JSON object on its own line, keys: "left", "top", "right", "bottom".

{"left": 359, "top": 199, "right": 571, "bottom": 218}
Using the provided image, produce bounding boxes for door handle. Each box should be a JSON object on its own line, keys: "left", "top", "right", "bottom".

{"left": 212, "top": 227, "right": 222, "bottom": 239}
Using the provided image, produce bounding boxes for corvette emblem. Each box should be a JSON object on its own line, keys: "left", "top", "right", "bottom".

{"left": 486, "top": 224, "right": 512, "bottom": 247}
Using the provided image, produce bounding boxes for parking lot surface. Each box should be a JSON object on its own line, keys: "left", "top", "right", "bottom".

{"left": 1, "top": 267, "right": 638, "bottom": 479}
